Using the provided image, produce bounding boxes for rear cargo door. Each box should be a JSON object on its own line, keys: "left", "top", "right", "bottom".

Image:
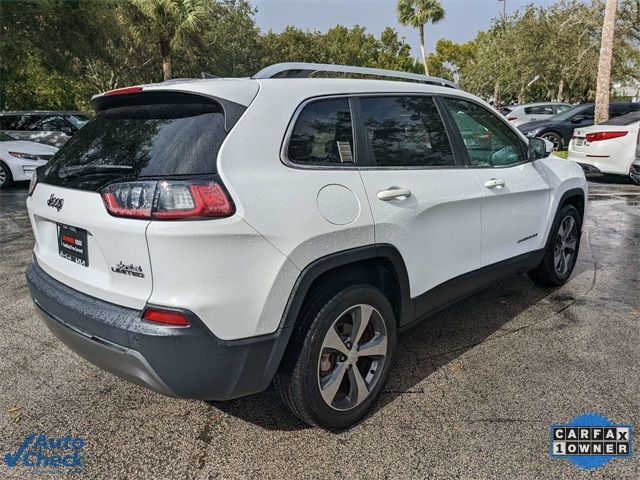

{"left": 27, "top": 91, "right": 245, "bottom": 309}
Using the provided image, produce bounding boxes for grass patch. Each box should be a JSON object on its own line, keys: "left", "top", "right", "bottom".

{"left": 553, "top": 151, "right": 569, "bottom": 159}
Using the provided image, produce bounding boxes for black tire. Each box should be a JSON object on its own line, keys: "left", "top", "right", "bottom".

{"left": 275, "top": 284, "right": 397, "bottom": 430}
{"left": 541, "top": 132, "right": 563, "bottom": 151}
{"left": 0, "top": 162, "right": 13, "bottom": 189}
{"left": 528, "top": 204, "right": 581, "bottom": 286}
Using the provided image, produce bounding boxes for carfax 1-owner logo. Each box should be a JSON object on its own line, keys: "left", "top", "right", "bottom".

{"left": 550, "top": 413, "right": 632, "bottom": 470}
{"left": 3, "top": 433, "right": 85, "bottom": 473}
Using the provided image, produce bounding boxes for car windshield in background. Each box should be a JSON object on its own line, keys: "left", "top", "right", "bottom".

{"left": 41, "top": 102, "right": 227, "bottom": 191}
{"left": 602, "top": 111, "right": 640, "bottom": 126}
{"left": 67, "top": 114, "right": 90, "bottom": 128}
{"left": 550, "top": 104, "right": 591, "bottom": 121}
{"left": 0, "top": 132, "right": 15, "bottom": 141}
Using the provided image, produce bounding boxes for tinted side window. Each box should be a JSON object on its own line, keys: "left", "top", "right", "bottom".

{"left": 360, "top": 96, "right": 454, "bottom": 167}
{"left": 0, "top": 115, "right": 25, "bottom": 130}
{"left": 555, "top": 105, "right": 571, "bottom": 114}
{"left": 34, "top": 116, "right": 71, "bottom": 132}
{"left": 287, "top": 98, "right": 354, "bottom": 165}
{"left": 525, "top": 105, "right": 554, "bottom": 115}
{"left": 444, "top": 97, "right": 526, "bottom": 167}
{"left": 574, "top": 107, "right": 594, "bottom": 121}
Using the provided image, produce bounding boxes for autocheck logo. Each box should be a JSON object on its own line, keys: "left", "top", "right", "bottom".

{"left": 47, "top": 194, "right": 64, "bottom": 212}
{"left": 3, "top": 433, "right": 84, "bottom": 472}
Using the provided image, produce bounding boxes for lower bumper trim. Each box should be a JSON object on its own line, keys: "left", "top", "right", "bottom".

{"left": 35, "top": 301, "right": 176, "bottom": 397}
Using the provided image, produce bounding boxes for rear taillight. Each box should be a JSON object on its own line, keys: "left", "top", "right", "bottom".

{"left": 143, "top": 307, "right": 190, "bottom": 327}
{"left": 507, "top": 116, "right": 517, "bottom": 121}
{"left": 101, "top": 179, "right": 234, "bottom": 220}
{"left": 585, "top": 131, "right": 628, "bottom": 142}
{"left": 105, "top": 86, "right": 143, "bottom": 96}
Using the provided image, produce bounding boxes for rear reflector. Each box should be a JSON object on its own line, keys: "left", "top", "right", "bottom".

{"left": 101, "top": 179, "right": 234, "bottom": 220}
{"left": 143, "top": 308, "right": 191, "bottom": 327}
{"left": 104, "top": 86, "right": 143, "bottom": 96}
{"left": 585, "top": 131, "right": 628, "bottom": 142}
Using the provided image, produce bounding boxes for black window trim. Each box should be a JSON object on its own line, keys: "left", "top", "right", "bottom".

{"left": 437, "top": 94, "right": 531, "bottom": 169}
{"left": 281, "top": 92, "right": 468, "bottom": 171}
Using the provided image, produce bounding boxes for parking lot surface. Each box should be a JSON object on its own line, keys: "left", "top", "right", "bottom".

{"left": 1, "top": 179, "right": 639, "bottom": 479}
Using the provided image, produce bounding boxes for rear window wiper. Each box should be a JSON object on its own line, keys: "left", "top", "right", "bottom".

{"left": 58, "top": 164, "right": 134, "bottom": 177}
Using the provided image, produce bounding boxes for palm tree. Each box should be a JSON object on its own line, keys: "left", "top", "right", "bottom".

{"left": 131, "top": 0, "right": 208, "bottom": 81}
{"left": 595, "top": 0, "right": 618, "bottom": 124}
{"left": 396, "top": 0, "right": 445, "bottom": 76}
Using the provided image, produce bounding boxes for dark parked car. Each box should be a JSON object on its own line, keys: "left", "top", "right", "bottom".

{"left": 0, "top": 111, "right": 90, "bottom": 147}
{"left": 518, "top": 102, "right": 640, "bottom": 150}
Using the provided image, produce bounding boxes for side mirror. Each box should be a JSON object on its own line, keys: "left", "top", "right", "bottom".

{"left": 528, "top": 137, "right": 552, "bottom": 160}
{"left": 60, "top": 126, "right": 73, "bottom": 135}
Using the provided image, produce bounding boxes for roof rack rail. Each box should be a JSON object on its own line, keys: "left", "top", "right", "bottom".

{"left": 252, "top": 62, "right": 458, "bottom": 89}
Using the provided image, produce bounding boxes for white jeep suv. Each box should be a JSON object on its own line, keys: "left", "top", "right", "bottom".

{"left": 26, "top": 63, "right": 587, "bottom": 429}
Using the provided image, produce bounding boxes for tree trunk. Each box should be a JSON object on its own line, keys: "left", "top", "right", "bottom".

{"left": 419, "top": 25, "right": 429, "bottom": 76}
{"left": 493, "top": 81, "right": 501, "bottom": 109}
{"left": 557, "top": 77, "right": 564, "bottom": 102}
{"left": 595, "top": 0, "right": 618, "bottom": 124}
{"left": 160, "top": 37, "right": 171, "bottom": 81}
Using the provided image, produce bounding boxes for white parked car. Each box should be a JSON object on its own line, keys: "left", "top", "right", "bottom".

{"left": 0, "top": 132, "right": 57, "bottom": 189}
{"left": 501, "top": 102, "right": 572, "bottom": 127}
{"left": 568, "top": 111, "right": 640, "bottom": 179}
{"left": 25, "top": 63, "right": 587, "bottom": 429}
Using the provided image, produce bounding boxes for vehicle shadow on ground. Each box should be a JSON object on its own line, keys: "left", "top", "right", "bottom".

{"left": 208, "top": 272, "right": 563, "bottom": 432}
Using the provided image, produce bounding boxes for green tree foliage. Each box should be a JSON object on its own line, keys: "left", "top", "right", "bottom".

{"left": 259, "top": 25, "right": 421, "bottom": 73}
{"left": 0, "top": 0, "right": 638, "bottom": 111}
{"left": 449, "top": 0, "right": 639, "bottom": 105}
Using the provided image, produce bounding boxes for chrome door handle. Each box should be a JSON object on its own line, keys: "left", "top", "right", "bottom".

{"left": 377, "top": 188, "right": 412, "bottom": 201}
{"left": 484, "top": 178, "right": 506, "bottom": 189}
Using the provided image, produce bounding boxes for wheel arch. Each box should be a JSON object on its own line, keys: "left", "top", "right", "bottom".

{"left": 543, "top": 187, "right": 586, "bottom": 250}
{"left": 279, "top": 244, "right": 412, "bottom": 333}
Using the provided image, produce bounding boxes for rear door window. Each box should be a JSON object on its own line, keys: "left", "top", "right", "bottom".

{"left": 287, "top": 98, "right": 354, "bottom": 165}
{"left": 42, "top": 99, "right": 234, "bottom": 191}
{"left": 359, "top": 95, "right": 454, "bottom": 167}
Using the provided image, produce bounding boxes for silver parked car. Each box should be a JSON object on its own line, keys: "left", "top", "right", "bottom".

{"left": 0, "top": 111, "right": 90, "bottom": 147}
{"left": 500, "top": 102, "right": 572, "bottom": 127}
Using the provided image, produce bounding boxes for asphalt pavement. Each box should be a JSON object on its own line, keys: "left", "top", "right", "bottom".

{"left": 0, "top": 178, "right": 639, "bottom": 479}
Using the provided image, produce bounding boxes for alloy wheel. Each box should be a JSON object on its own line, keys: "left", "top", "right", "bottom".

{"left": 554, "top": 215, "right": 578, "bottom": 276}
{"left": 0, "top": 165, "right": 6, "bottom": 186}
{"left": 317, "top": 304, "right": 388, "bottom": 411}
{"left": 542, "top": 133, "right": 561, "bottom": 151}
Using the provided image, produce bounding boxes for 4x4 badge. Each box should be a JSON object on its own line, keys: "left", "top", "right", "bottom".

{"left": 47, "top": 194, "right": 64, "bottom": 212}
{"left": 111, "top": 262, "right": 144, "bottom": 278}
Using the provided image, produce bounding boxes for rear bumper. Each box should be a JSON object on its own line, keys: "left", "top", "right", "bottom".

{"left": 26, "top": 261, "right": 291, "bottom": 400}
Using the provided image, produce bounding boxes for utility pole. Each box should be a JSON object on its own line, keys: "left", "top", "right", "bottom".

{"left": 498, "top": 0, "right": 507, "bottom": 21}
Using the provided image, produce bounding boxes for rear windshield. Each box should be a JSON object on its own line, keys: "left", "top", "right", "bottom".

{"left": 603, "top": 111, "right": 640, "bottom": 126}
{"left": 41, "top": 102, "right": 228, "bottom": 191}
